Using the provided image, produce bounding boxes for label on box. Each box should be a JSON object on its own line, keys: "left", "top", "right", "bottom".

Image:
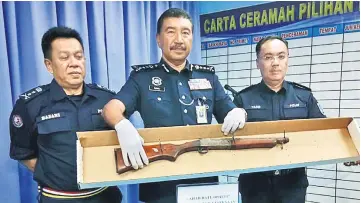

{"left": 177, "top": 182, "right": 238, "bottom": 203}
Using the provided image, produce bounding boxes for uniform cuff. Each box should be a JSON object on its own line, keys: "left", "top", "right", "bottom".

{"left": 10, "top": 145, "right": 37, "bottom": 160}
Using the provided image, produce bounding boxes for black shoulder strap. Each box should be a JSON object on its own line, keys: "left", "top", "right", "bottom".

{"left": 131, "top": 63, "right": 160, "bottom": 73}
{"left": 19, "top": 85, "right": 49, "bottom": 103}
{"left": 190, "top": 64, "right": 215, "bottom": 73}
{"left": 290, "top": 82, "right": 311, "bottom": 91}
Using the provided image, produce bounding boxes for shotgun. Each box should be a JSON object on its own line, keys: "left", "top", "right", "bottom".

{"left": 114, "top": 136, "right": 289, "bottom": 174}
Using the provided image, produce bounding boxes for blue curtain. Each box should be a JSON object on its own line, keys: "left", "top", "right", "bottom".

{"left": 0, "top": 1, "right": 200, "bottom": 203}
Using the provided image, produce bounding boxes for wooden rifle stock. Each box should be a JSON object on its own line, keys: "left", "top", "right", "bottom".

{"left": 114, "top": 137, "right": 289, "bottom": 174}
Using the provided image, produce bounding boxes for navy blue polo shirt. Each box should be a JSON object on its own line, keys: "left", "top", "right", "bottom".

{"left": 9, "top": 79, "right": 115, "bottom": 190}
{"left": 234, "top": 80, "right": 326, "bottom": 121}
{"left": 114, "top": 59, "right": 236, "bottom": 127}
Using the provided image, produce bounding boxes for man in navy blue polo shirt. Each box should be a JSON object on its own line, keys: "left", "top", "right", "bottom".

{"left": 233, "top": 36, "right": 325, "bottom": 203}
{"left": 102, "top": 8, "right": 247, "bottom": 203}
{"left": 9, "top": 27, "right": 122, "bottom": 203}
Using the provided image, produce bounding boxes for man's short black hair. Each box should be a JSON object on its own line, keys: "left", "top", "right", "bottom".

{"left": 256, "top": 36, "right": 288, "bottom": 57}
{"left": 41, "top": 26, "right": 84, "bottom": 59}
{"left": 157, "top": 8, "right": 193, "bottom": 34}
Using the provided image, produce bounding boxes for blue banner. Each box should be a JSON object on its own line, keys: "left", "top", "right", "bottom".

{"left": 344, "top": 21, "right": 360, "bottom": 33}
{"left": 200, "top": 1, "right": 360, "bottom": 38}
{"left": 313, "top": 24, "right": 343, "bottom": 36}
{"left": 280, "top": 27, "right": 312, "bottom": 40}
{"left": 201, "top": 21, "right": 360, "bottom": 50}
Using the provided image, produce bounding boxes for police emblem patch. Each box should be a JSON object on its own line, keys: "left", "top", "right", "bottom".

{"left": 13, "top": 115, "right": 23, "bottom": 128}
{"left": 152, "top": 77, "right": 162, "bottom": 86}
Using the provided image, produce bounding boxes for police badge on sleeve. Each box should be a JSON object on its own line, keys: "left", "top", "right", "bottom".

{"left": 12, "top": 115, "right": 23, "bottom": 128}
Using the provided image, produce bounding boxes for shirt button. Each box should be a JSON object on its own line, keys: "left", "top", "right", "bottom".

{"left": 179, "top": 82, "right": 182, "bottom": 86}
{"left": 181, "top": 95, "right": 186, "bottom": 100}
{"left": 184, "top": 109, "right": 188, "bottom": 114}
{"left": 157, "top": 97, "right": 161, "bottom": 101}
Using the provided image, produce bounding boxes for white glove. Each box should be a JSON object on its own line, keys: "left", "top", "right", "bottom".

{"left": 221, "top": 108, "right": 247, "bottom": 135}
{"left": 115, "top": 119, "right": 149, "bottom": 169}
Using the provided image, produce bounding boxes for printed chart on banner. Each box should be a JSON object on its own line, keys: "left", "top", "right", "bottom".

{"left": 202, "top": 22, "right": 360, "bottom": 124}
{"left": 200, "top": 1, "right": 360, "bottom": 202}
{"left": 202, "top": 22, "right": 360, "bottom": 203}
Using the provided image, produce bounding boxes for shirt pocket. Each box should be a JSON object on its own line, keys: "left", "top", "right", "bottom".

{"left": 91, "top": 109, "right": 108, "bottom": 130}
{"left": 244, "top": 106, "right": 271, "bottom": 122}
{"left": 283, "top": 103, "right": 308, "bottom": 119}
{"left": 146, "top": 92, "right": 173, "bottom": 119}
{"left": 36, "top": 112, "right": 71, "bottom": 135}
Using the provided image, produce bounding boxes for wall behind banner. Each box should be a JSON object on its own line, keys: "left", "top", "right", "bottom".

{"left": 199, "top": 1, "right": 360, "bottom": 203}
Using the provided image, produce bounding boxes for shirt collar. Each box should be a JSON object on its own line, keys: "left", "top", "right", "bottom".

{"left": 83, "top": 84, "right": 99, "bottom": 99}
{"left": 49, "top": 79, "right": 68, "bottom": 101}
{"left": 260, "top": 80, "right": 288, "bottom": 93}
{"left": 49, "top": 79, "right": 97, "bottom": 101}
{"left": 159, "top": 58, "right": 190, "bottom": 74}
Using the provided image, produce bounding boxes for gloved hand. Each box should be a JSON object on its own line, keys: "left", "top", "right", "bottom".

{"left": 115, "top": 119, "right": 149, "bottom": 169}
{"left": 221, "top": 108, "right": 247, "bottom": 135}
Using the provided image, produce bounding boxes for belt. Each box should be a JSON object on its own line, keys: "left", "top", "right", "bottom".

{"left": 38, "top": 186, "right": 108, "bottom": 199}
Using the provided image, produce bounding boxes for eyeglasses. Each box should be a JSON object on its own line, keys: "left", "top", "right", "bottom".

{"left": 259, "top": 55, "right": 287, "bottom": 62}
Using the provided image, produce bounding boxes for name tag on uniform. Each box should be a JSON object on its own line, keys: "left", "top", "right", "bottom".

{"left": 41, "top": 113, "right": 61, "bottom": 121}
{"left": 149, "top": 85, "right": 165, "bottom": 92}
{"left": 289, "top": 103, "right": 300, "bottom": 108}
{"left": 188, "top": 79, "right": 212, "bottom": 90}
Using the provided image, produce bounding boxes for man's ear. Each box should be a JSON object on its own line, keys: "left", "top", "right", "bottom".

{"left": 44, "top": 59, "right": 53, "bottom": 74}
{"left": 156, "top": 34, "right": 161, "bottom": 48}
{"left": 256, "top": 58, "right": 260, "bottom": 70}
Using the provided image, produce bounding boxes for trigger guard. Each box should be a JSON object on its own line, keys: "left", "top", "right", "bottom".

{"left": 198, "top": 147, "right": 208, "bottom": 154}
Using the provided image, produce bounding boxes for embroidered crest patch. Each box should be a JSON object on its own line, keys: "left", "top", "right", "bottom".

{"left": 13, "top": 115, "right": 23, "bottom": 128}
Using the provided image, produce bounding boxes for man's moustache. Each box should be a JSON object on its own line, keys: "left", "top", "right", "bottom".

{"left": 171, "top": 46, "right": 186, "bottom": 50}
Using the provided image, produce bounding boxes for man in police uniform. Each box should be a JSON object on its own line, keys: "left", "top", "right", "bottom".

{"left": 9, "top": 27, "right": 122, "bottom": 203}
{"left": 233, "top": 36, "right": 326, "bottom": 203}
{"left": 102, "top": 8, "right": 247, "bottom": 203}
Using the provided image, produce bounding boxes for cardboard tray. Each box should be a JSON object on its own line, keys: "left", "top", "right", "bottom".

{"left": 76, "top": 117, "right": 360, "bottom": 189}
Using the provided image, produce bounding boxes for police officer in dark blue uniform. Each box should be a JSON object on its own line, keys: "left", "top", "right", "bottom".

{"left": 9, "top": 27, "right": 122, "bottom": 203}
{"left": 233, "top": 36, "right": 326, "bottom": 203}
{"left": 102, "top": 8, "right": 247, "bottom": 203}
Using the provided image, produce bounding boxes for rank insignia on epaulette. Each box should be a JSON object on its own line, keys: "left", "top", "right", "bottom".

{"left": 132, "top": 64, "right": 159, "bottom": 72}
{"left": 191, "top": 64, "right": 215, "bottom": 73}
{"left": 290, "top": 82, "right": 311, "bottom": 91}
{"left": 19, "top": 86, "right": 44, "bottom": 100}
{"left": 239, "top": 84, "right": 256, "bottom": 93}
{"left": 93, "top": 84, "right": 116, "bottom": 94}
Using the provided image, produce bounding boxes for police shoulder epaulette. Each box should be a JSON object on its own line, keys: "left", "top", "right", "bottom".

{"left": 19, "top": 85, "right": 49, "bottom": 102}
{"left": 290, "top": 82, "right": 311, "bottom": 91}
{"left": 238, "top": 84, "right": 256, "bottom": 93}
{"left": 190, "top": 64, "right": 215, "bottom": 73}
{"left": 131, "top": 63, "right": 159, "bottom": 72}
{"left": 89, "top": 83, "right": 116, "bottom": 94}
